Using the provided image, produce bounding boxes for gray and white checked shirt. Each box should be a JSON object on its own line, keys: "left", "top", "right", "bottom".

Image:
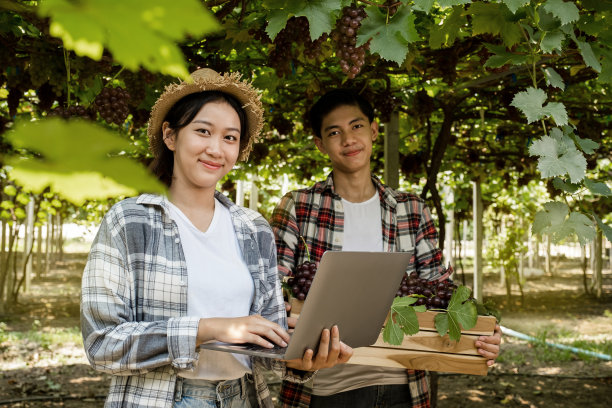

{"left": 81, "top": 193, "right": 311, "bottom": 408}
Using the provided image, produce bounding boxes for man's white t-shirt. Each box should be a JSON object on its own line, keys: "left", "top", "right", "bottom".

{"left": 312, "top": 192, "right": 410, "bottom": 395}
{"left": 169, "top": 199, "right": 254, "bottom": 381}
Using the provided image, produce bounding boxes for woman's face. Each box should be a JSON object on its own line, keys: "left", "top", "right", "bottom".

{"left": 162, "top": 101, "right": 241, "bottom": 191}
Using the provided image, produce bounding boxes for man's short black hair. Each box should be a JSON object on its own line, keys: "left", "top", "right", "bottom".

{"left": 309, "top": 89, "right": 375, "bottom": 138}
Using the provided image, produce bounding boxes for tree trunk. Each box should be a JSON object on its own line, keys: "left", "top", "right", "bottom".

{"left": 545, "top": 235, "right": 552, "bottom": 276}
{"left": 45, "top": 212, "right": 52, "bottom": 276}
{"left": 591, "top": 230, "right": 603, "bottom": 298}
{"left": 581, "top": 244, "right": 590, "bottom": 295}
{"left": 23, "top": 198, "right": 34, "bottom": 293}
{"left": 472, "top": 180, "right": 483, "bottom": 302}
{"left": 384, "top": 110, "right": 400, "bottom": 190}
{"left": 36, "top": 224, "right": 43, "bottom": 278}
{"left": 56, "top": 212, "right": 64, "bottom": 261}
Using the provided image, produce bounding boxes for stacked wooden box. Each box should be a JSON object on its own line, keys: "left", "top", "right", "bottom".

{"left": 290, "top": 298, "right": 496, "bottom": 376}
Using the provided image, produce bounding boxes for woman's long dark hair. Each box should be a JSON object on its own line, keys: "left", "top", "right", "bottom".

{"left": 150, "top": 91, "right": 248, "bottom": 187}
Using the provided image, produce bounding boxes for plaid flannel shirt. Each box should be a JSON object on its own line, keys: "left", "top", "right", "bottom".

{"left": 81, "top": 193, "right": 311, "bottom": 408}
{"left": 270, "top": 173, "right": 451, "bottom": 408}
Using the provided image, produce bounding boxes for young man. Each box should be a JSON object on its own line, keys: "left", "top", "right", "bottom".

{"left": 270, "top": 89, "right": 501, "bottom": 408}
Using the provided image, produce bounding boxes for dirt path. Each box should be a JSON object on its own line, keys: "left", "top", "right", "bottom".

{"left": 1, "top": 254, "right": 610, "bottom": 407}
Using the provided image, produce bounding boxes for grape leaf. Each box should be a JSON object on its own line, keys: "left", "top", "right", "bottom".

{"left": 434, "top": 312, "right": 449, "bottom": 337}
{"left": 38, "top": 0, "right": 220, "bottom": 79}
{"left": 395, "top": 306, "right": 420, "bottom": 336}
{"left": 594, "top": 214, "right": 612, "bottom": 242}
{"left": 542, "top": 67, "right": 565, "bottom": 89}
{"left": 4, "top": 118, "right": 165, "bottom": 206}
{"left": 574, "top": 135, "right": 600, "bottom": 155}
{"left": 428, "top": 6, "right": 466, "bottom": 49}
{"left": 445, "top": 286, "right": 477, "bottom": 341}
{"left": 552, "top": 177, "right": 579, "bottom": 193}
{"left": 483, "top": 44, "right": 528, "bottom": 67}
{"left": 438, "top": 0, "right": 471, "bottom": 8}
{"left": 468, "top": 2, "right": 522, "bottom": 47}
{"left": 584, "top": 179, "right": 612, "bottom": 196}
{"left": 540, "top": 30, "right": 565, "bottom": 54}
{"left": 358, "top": 5, "right": 418, "bottom": 65}
{"left": 533, "top": 202, "right": 596, "bottom": 245}
{"left": 598, "top": 48, "right": 612, "bottom": 84}
{"left": 296, "top": 0, "right": 342, "bottom": 41}
{"left": 532, "top": 201, "right": 568, "bottom": 235}
{"left": 510, "top": 87, "right": 547, "bottom": 123}
{"left": 382, "top": 313, "right": 405, "bottom": 345}
{"left": 502, "top": 0, "right": 530, "bottom": 14}
{"left": 542, "top": 102, "right": 568, "bottom": 126}
{"left": 559, "top": 212, "right": 596, "bottom": 245}
{"left": 413, "top": 0, "right": 435, "bottom": 13}
{"left": 575, "top": 40, "right": 603, "bottom": 72}
{"left": 265, "top": 7, "right": 292, "bottom": 41}
{"left": 529, "top": 134, "right": 586, "bottom": 183}
{"left": 542, "top": 0, "right": 580, "bottom": 25}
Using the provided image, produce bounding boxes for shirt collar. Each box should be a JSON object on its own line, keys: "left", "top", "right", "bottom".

{"left": 322, "top": 172, "right": 398, "bottom": 208}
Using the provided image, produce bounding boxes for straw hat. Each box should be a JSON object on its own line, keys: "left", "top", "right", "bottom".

{"left": 147, "top": 68, "right": 263, "bottom": 161}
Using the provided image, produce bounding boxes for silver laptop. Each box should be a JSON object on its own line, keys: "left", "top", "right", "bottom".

{"left": 199, "top": 250, "right": 413, "bottom": 360}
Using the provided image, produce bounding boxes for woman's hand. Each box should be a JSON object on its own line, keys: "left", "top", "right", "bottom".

{"left": 284, "top": 325, "right": 353, "bottom": 371}
{"left": 197, "top": 315, "right": 291, "bottom": 348}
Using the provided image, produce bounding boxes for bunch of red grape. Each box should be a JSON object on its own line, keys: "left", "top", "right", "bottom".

{"left": 287, "top": 261, "right": 317, "bottom": 301}
{"left": 93, "top": 87, "right": 130, "bottom": 125}
{"left": 396, "top": 272, "right": 457, "bottom": 310}
{"left": 49, "top": 105, "right": 95, "bottom": 120}
{"left": 331, "top": 5, "right": 368, "bottom": 79}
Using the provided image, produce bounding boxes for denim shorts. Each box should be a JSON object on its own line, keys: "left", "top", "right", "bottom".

{"left": 173, "top": 374, "right": 258, "bottom": 408}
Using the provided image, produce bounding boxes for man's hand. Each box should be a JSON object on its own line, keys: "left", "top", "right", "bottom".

{"left": 475, "top": 324, "right": 502, "bottom": 366}
{"left": 284, "top": 325, "right": 353, "bottom": 371}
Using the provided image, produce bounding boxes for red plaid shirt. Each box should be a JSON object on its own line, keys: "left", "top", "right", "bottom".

{"left": 270, "top": 173, "right": 451, "bottom": 408}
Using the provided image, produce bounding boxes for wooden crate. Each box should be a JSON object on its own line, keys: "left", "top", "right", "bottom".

{"left": 289, "top": 298, "right": 496, "bottom": 376}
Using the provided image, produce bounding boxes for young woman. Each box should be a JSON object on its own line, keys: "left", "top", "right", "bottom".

{"left": 81, "top": 69, "right": 352, "bottom": 408}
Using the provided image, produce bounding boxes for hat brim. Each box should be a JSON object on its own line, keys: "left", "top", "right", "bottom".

{"left": 147, "top": 69, "right": 263, "bottom": 161}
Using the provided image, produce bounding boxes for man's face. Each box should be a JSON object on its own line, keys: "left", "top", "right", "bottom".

{"left": 314, "top": 104, "right": 378, "bottom": 175}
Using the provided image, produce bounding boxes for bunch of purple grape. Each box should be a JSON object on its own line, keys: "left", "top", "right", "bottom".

{"left": 288, "top": 261, "right": 317, "bottom": 301}
{"left": 396, "top": 272, "right": 457, "bottom": 310}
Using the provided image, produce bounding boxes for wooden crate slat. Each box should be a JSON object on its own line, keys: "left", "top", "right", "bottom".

{"left": 369, "top": 331, "right": 482, "bottom": 355}
{"left": 348, "top": 347, "right": 489, "bottom": 376}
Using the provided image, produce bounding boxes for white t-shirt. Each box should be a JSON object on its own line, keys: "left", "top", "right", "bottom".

{"left": 312, "top": 191, "right": 409, "bottom": 395}
{"left": 169, "top": 199, "right": 254, "bottom": 381}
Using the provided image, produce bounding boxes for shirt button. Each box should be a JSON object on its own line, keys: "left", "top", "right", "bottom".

{"left": 175, "top": 238, "right": 180, "bottom": 243}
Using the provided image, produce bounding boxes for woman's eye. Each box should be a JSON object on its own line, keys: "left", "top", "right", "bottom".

{"left": 225, "top": 135, "right": 238, "bottom": 141}
{"left": 196, "top": 128, "right": 210, "bottom": 135}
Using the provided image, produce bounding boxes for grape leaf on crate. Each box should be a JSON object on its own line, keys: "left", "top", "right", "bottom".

{"left": 357, "top": 5, "right": 418, "bottom": 66}
{"left": 436, "top": 286, "right": 477, "bottom": 341}
{"left": 4, "top": 118, "right": 165, "bottom": 205}
{"left": 543, "top": 0, "right": 580, "bottom": 25}
{"left": 38, "top": 0, "right": 219, "bottom": 79}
